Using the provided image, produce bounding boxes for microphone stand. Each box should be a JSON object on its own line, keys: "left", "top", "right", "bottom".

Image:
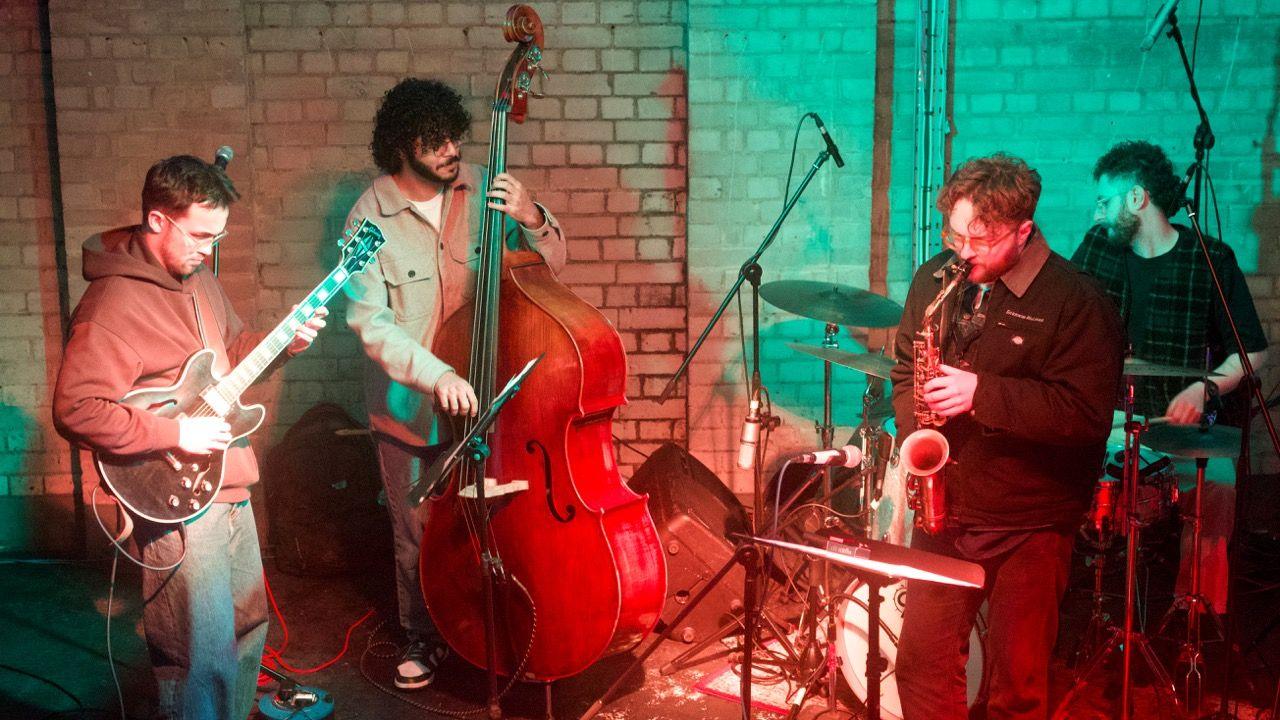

{"left": 1165, "top": 10, "right": 1280, "bottom": 717}
{"left": 651, "top": 147, "right": 833, "bottom": 717}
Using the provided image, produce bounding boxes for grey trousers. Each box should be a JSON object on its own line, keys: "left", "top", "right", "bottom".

{"left": 374, "top": 438, "right": 441, "bottom": 640}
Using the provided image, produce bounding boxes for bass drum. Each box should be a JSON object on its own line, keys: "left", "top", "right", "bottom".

{"left": 836, "top": 579, "right": 987, "bottom": 720}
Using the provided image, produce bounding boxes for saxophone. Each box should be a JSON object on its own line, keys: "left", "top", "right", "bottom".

{"left": 901, "top": 258, "right": 970, "bottom": 535}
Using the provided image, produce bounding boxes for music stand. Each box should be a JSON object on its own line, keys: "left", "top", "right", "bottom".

{"left": 752, "top": 533, "right": 984, "bottom": 719}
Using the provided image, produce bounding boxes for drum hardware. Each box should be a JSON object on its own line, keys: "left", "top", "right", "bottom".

{"left": 1122, "top": 358, "right": 1226, "bottom": 379}
{"left": 1053, "top": 377, "right": 1182, "bottom": 720}
{"left": 751, "top": 532, "right": 983, "bottom": 720}
{"left": 1144, "top": 424, "right": 1242, "bottom": 715}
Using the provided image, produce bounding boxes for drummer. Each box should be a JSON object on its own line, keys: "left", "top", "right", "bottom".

{"left": 1073, "top": 141, "right": 1269, "bottom": 614}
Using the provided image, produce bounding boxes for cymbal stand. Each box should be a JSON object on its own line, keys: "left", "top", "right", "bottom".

{"left": 1052, "top": 378, "right": 1181, "bottom": 720}
{"left": 1157, "top": 455, "right": 1228, "bottom": 715}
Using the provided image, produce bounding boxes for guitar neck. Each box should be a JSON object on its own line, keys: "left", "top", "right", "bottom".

{"left": 214, "top": 262, "right": 354, "bottom": 402}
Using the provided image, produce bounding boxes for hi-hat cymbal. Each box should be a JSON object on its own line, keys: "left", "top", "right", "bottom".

{"left": 1124, "top": 358, "right": 1224, "bottom": 379}
{"left": 786, "top": 343, "right": 896, "bottom": 380}
{"left": 1142, "top": 423, "right": 1241, "bottom": 458}
{"left": 760, "top": 280, "right": 903, "bottom": 328}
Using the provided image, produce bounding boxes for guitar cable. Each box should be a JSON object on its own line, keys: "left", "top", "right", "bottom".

{"left": 92, "top": 485, "right": 188, "bottom": 720}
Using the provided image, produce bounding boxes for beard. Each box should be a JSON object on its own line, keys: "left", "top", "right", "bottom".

{"left": 407, "top": 153, "right": 459, "bottom": 186}
{"left": 1103, "top": 207, "right": 1139, "bottom": 246}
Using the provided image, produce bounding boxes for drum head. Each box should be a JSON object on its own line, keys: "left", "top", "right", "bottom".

{"left": 836, "top": 580, "right": 984, "bottom": 719}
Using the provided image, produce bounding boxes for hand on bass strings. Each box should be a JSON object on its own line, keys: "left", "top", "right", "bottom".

{"left": 436, "top": 370, "right": 479, "bottom": 417}
{"left": 286, "top": 305, "right": 329, "bottom": 356}
{"left": 923, "top": 363, "right": 978, "bottom": 417}
{"left": 178, "top": 416, "right": 232, "bottom": 455}
{"left": 486, "top": 172, "right": 545, "bottom": 229}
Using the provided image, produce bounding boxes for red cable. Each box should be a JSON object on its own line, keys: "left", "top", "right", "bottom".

{"left": 260, "top": 571, "right": 375, "bottom": 676}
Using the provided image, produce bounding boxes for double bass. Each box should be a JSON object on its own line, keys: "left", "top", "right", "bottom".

{"left": 420, "top": 5, "right": 667, "bottom": 681}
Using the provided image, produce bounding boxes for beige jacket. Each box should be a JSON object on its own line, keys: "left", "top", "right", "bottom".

{"left": 344, "top": 163, "right": 566, "bottom": 445}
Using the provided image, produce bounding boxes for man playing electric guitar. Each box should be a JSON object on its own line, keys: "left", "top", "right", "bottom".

{"left": 52, "top": 155, "right": 326, "bottom": 720}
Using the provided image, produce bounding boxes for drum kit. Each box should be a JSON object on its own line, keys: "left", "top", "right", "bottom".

{"left": 729, "top": 280, "right": 1243, "bottom": 718}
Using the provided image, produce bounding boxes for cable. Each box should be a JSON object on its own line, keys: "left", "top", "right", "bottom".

{"left": 106, "top": 549, "right": 125, "bottom": 720}
{"left": 260, "top": 572, "right": 374, "bottom": 675}
{"left": 90, "top": 486, "right": 186, "bottom": 572}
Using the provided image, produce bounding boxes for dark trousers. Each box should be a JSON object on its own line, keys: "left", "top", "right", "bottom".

{"left": 896, "top": 527, "right": 1074, "bottom": 720}
{"left": 374, "top": 437, "right": 441, "bottom": 641}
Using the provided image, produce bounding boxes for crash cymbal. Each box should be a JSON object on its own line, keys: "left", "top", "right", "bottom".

{"left": 1123, "top": 358, "right": 1224, "bottom": 379}
{"left": 786, "top": 343, "right": 895, "bottom": 380}
{"left": 1142, "top": 423, "right": 1241, "bottom": 459}
{"left": 760, "top": 280, "right": 903, "bottom": 328}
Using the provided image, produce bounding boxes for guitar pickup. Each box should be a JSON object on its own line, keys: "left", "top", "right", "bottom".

{"left": 459, "top": 477, "right": 529, "bottom": 499}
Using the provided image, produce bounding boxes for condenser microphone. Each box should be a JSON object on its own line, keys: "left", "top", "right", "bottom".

{"left": 213, "top": 145, "right": 234, "bottom": 170}
{"left": 793, "top": 445, "right": 863, "bottom": 468}
{"left": 1139, "top": 0, "right": 1181, "bottom": 52}
{"left": 810, "top": 114, "right": 845, "bottom": 168}
{"left": 736, "top": 390, "right": 762, "bottom": 470}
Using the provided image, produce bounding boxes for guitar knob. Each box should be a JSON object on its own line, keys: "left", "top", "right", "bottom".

{"left": 168, "top": 496, "right": 180, "bottom": 508}
{"left": 188, "top": 499, "right": 200, "bottom": 511}
{"left": 188, "top": 463, "right": 200, "bottom": 473}
{"left": 181, "top": 478, "right": 193, "bottom": 489}
{"left": 201, "top": 481, "right": 213, "bottom": 493}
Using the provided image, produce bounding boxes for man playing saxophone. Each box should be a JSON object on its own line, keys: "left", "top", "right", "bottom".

{"left": 890, "top": 154, "right": 1125, "bottom": 719}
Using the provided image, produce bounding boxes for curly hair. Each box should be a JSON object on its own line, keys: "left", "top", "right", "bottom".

{"left": 370, "top": 78, "right": 472, "bottom": 174}
{"left": 1092, "top": 141, "right": 1181, "bottom": 218}
{"left": 140, "top": 155, "right": 239, "bottom": 225}
{"left": 936, "top": 153, "right": 1041, "bottom": 230}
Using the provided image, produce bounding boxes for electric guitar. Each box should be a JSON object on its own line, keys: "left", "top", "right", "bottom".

{"left": 95, "top": 219, "right": 385, "bottom": 523}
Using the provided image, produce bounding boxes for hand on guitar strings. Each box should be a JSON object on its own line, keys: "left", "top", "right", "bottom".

{"left": 436, "top": 370, "right": 479, "bottom": 417}
{"left": 486, "top": 172, "right": 545, "bottom": 229}
{"left": 923, "top": 363, "right": 978, "bottom": 417}
{"left": 177, "top": 416, "right": 232, "bottom": 455}
{"left": 286, "top": 305, "right": 328, "bottom": 356}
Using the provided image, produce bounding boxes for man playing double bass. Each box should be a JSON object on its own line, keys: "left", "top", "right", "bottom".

{"left": 343, "top": 77, "right": 566, "bottom": 690}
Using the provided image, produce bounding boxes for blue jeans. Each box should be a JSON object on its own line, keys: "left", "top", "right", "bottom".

{"left": 135, "top": 501, "right": 268, "bottom": 720}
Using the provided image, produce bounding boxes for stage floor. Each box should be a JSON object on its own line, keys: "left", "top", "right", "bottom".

{"left": 2, "top": 534, "right": 1278, "bottom": 719}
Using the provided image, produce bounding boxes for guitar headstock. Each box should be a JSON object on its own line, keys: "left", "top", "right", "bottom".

{"left": 338, "top": 218, "right": 386, "bottom": 274}
{"left": 495, "top": 4, "right": 546, "bottom": 124}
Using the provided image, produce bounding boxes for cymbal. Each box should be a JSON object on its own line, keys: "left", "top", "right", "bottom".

{"left": 1124, "top": 358, "right": 1224, "bottom": 379}
{"left": 786, "top": 342, "right": 896, "bottom": 380}
{"left": 760, "top": 280, "right": 904, "bottom": 328}
{"left": 1142, "top": 423, "right": 1241, "bottom": 458}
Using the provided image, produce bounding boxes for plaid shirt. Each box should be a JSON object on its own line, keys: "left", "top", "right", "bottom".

{"left": 1072, "top": 224, "right": 1265, "bottom": 417}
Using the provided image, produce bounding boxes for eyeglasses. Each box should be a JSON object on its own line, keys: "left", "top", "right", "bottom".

{"left": 159, "top": 212, "right": 228, "bottom": 251}
{"left": 1094, "top": 189, "right": 1132, "bottom": 212}
{"left": 941, "top": 224, "right": 1018, "bottom": 254}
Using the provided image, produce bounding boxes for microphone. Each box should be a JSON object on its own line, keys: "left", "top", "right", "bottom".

{"left": 213, "top": 145, "right": 234, "bottom": 170}
{"left": 811, "top": 114, "right": 845, "bottom": 168}
{"left": 736, "top": 390, "right": 762, "bottom": 470}
{"left": 1139, "top": 0, "right": 1180, "bottom": 52}
{"left": 793, "top": 444, "right": 863, "bottom": 468}
{"left": 1174, "top": 161, "right": 1197, "bottom": 208}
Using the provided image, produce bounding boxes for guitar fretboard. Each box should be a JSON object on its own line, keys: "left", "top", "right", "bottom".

{"left": 209, "top": 262, "right": 354, "bottom": 405}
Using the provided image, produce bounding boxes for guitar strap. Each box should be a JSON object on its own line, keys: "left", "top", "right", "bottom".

{"left": 192, "top": 278, "right": 232, "bottom": 377}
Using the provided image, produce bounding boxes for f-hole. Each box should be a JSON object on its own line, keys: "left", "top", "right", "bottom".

{"left": 526, "top": 439, "right": 574, "bottom": 523}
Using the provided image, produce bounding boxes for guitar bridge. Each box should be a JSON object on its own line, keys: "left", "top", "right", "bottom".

{"left": 459, "top": 477, "right": 528, "bottom": 499}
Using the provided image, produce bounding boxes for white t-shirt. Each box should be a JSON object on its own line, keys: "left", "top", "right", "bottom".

{"left": 409, "top": 193, "right": 444, "bottom": 232}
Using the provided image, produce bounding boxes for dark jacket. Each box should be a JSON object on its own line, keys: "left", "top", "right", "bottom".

{"left": 891, "top": 234, "right": 1126, "bottom": 528}
{"left": 52, "top": 227, "right": 261, "bottom": 502}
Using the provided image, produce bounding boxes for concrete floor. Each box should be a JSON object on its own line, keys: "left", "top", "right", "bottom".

{"left": 3, "top": 529, "right": 1279, "bottom": 720}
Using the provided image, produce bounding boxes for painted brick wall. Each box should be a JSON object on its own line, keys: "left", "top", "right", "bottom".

{"left": 8, "top": 0, "right": 690, "bottom": 504}
{"left": 686, "top": 0, "right": 879, "bottom": 492}
{"left": 0, "top": 1, "right": 71, "bottom": 497}
{"left": 922, "top": 1, "right": 1280, "bottom": 393}
{"left": 7, "top": 0, "right": 1280, "bottom": 514}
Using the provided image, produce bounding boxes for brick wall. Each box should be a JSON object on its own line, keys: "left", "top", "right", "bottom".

{"left": 687, "top": 0, "right": 879, "bottom": 492}
{"left": 4, "top": 1, "right": 1279, "bottom": 526}
{"left": 0, "top": 1, "right": 68, "bottom": 499}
